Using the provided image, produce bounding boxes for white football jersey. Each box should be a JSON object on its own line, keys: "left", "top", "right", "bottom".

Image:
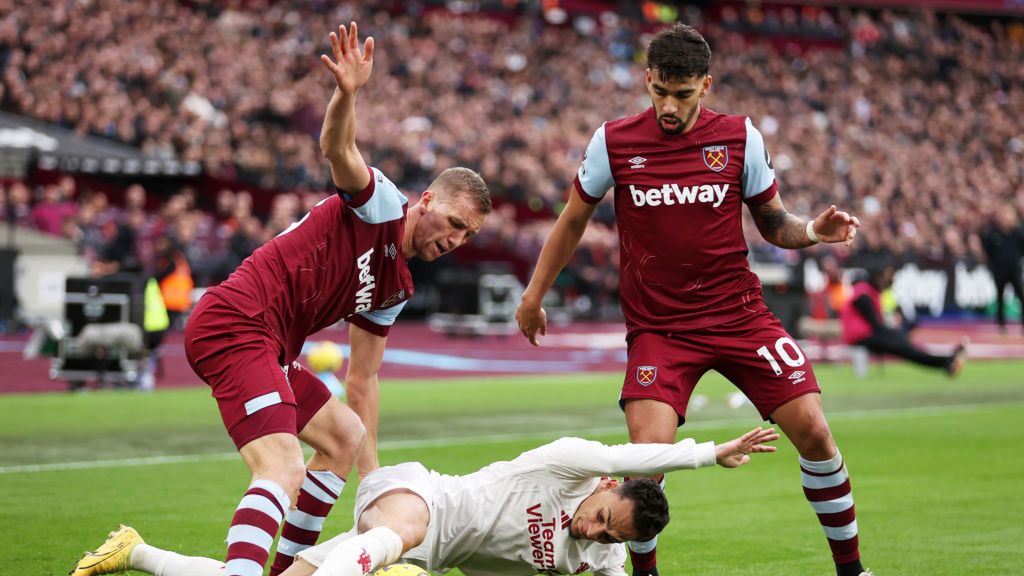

{"left": 402, "top": 437, "right": 717, "bottom": 576}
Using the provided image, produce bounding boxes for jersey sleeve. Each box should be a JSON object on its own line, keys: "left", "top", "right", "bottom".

{"left": 347, "top": 300, "right": 407, "bottom": 337}
{"left": 741, "top": 117, "right": 779, "bottom": 205}
{"left": 572, "top": 124, "right": 615, "bottom": 204}
{"left": 340, "top": 167, "right": 409, "bottom": 224}
{"left": 533, "top": 437, "right": 717, "bottom": 480}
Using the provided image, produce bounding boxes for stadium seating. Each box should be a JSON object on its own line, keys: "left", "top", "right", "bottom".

{"left": 1, "top": 1, "right": 1021, "bottom": 324}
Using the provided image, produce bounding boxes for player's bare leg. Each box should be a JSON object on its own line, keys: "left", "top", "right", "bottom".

{"left": 771, "top": 393, "right": 867, "bottom": 576}
{"left": 271, "top": 398, "right": 366, "bottom": 575}
{"left": 356, "top": 490, "right": 430, "bottom": 550}
{"left": 306, "top": 490, "right": 429, "bottom": 576}
{"left": 230, "top": 432, "right": 306, "bottom": 575}
{"left": 623, "top": 399, "right": 677, "bottom": 576}
{"left": 240, "top": 432, "right": 308, "bottom": 504}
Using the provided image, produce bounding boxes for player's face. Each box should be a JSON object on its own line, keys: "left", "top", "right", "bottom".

{"left": 410, "top": 191, "right": 486, "bottom": 261}
{"left": 570, "top": 481, "right": 639, "bottom": 544}
{"left": 646, "top": 69, "right": 712, "bottom": 135}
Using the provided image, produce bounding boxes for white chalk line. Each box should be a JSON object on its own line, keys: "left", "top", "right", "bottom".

{"left": 1, "top": 400, "right": 1021, "bottom": 475}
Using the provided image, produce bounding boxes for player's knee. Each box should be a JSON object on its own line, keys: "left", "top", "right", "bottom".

{"left": 795, "top": 420, "right": 835, "bottom": 458}
{"left": 243, "top": 433, "right": 306, "bottom": 489}
{"left": 278, "top": 458, "right": 308, "bottom": 498}
{"left": 320, "top": 410, "right": 366, "bottom": 465}
{"left": 386, "top": 521, "right": 427, "bottom": 552}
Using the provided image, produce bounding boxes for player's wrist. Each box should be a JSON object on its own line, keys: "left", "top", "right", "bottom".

{"left": 520, "top": 290, "right": 544, "bottom": 309}
{"left": 805, "top": 220, "right": 820, "bottom": 245}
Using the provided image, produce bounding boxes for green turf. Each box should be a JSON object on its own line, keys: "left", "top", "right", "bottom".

{"left": 2, "top": 361, "right": 1023, "bottom": 574}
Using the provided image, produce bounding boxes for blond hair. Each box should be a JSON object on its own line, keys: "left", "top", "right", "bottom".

{"left": 430, "top": 167, "right": 491, "bottom": 215}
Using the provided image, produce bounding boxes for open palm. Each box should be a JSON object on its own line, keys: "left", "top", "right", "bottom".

{"left": 321, "top": 22, "right": 374, "bottom": 95}
{"left": 715, "top": 427, "right": 780, "bottom": 468}
{"left": 813, "top": 205, "right": 861, "bottom": 246}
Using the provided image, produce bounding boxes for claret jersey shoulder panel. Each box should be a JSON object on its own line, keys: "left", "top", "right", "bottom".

{"left": 208, "top": 166, "right": 414, "bottom": 363}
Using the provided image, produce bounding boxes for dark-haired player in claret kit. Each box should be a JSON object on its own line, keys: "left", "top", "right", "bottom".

{"left": 516, "top": 23, "right": 869, "bottom": 576}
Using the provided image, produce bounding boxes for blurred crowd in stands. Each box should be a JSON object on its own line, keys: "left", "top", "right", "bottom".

{"left": 1, "top": 0, "right": 1022, "bottom": 318}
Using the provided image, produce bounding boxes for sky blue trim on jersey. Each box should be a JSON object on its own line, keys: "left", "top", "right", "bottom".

{"left": 351, "top": 168, "right": 409, "bottom": 224}
{"left": 742, "top": 117, "right": 777, "bottom": 200}
{"left": 577, "top": 124, "right": 614, "bottom": 200}
{"left": 357, "top": 300, "right": 407, "bottom": 327}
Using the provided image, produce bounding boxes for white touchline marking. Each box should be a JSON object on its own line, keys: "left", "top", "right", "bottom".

{"left": 0, "top": 400, "right": 1020, "bottom": 475}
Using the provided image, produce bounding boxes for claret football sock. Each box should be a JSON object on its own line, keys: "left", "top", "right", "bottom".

{"left": 270, "top": 470, "right": 346, "bottom": 575}
{"left": 836, "top": 559, "right": 867, "bottom": 576}
{"left": 799, "top": 452, "right": 863, "bottom": 575}
{"left": 627, "top": 537, "right": 658, "bottom": 576}
{"left": 225, "top": 479, "right": 291, "bottom": 576}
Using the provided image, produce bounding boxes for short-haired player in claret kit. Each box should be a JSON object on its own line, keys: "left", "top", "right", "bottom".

{"left": 516, "top": 23, "right": 868, "bottom": 576}
{"left": 71, "top": 22, "right": 490, "bottom": 576}
{"left": 70, "top": 428, "right": 778, "bottom": 576}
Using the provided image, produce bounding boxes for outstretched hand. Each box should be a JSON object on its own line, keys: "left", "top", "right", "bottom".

{"left": 812, "top": 205, "right": 861, "bottom": 246}
{"left": 715, "top": 427, "right": 780, "bottom": 468}
{"left": 321, "top": 22, "right": 374, "bottom": 95}
{"left": 515, "top": 300, "right": 548, "bottom": 347}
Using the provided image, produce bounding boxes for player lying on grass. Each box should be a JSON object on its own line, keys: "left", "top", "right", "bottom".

{"left": 71, "top": 427, "right": 777, "bottom": 576}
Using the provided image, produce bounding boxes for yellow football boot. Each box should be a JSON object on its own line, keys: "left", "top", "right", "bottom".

{"left": 69, "top": 525, "right": 143, "bottom": 576}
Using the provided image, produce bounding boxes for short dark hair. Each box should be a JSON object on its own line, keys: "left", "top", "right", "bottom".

{"left": 616, "top": 478, "right": 670, "bottom": 540}
{"left": 431, "top": 167, "right": 492, "bottom": 216}
{"left": 647, "top": 23, "right": 711, "bottom": 82}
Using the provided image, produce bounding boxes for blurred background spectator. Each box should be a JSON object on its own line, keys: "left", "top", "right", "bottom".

{"left": 1, "top": 0, "right": 1022, "bottom": 329}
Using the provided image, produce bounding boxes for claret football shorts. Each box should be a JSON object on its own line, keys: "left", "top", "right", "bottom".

{"left": 185, "top": 293, "right": 332, "bottom": 449}
{"left": 619, "top": 311, "right": 820, "bottom": 424}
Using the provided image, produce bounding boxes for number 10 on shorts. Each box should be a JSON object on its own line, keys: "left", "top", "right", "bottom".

{"left": 756, "top": 337, "right": 806, "bottom": 376}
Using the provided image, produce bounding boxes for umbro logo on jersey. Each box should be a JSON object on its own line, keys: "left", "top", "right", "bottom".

{"left": 788, "top": 371, "right": 807, "bottom": 385}
{"left": 628, "top": 156, "right": 647, "bottom": 169}
{"left": 385, "top": 243, "right": 397, "bottom": 260}
{"left": 629, "top": 183, "right": 729, "bottom": 208}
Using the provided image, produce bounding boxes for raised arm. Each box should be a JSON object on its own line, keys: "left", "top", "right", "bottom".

{"left": 539, "top": 427, "right": 779, "bottom": 480}
{"left": 748, "top": 195, "right": 860, "bottom": 249}
{"left": 515, "top": 185, "right": 598, "bottom": 345}
{"left": 319, "top": 22, "right": 375, "bottom": 193}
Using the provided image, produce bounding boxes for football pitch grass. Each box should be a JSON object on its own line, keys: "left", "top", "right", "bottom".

{"left": 2, "top": 361, "right": 1023, "bottom": 575}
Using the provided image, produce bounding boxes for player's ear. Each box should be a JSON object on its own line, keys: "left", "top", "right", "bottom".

{"left": 419, "top": 190, "right": 435, "bottom": 212}
{"left": 700, "top": 74, "right": 712, "bottom": 97}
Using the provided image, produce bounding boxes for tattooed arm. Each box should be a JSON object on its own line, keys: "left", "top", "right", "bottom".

{"left": 748, "top": 194, "right": 860, "bottom": 249}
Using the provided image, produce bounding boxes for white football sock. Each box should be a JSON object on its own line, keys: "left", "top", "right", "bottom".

{"left": 131, "top": 543, "right": 225, "bottom": 576}
{"left": 313, "top": 527, "right": 403, "bottom": 576}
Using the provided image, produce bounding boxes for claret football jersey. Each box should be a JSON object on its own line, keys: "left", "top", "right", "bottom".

{"left": 574, "top": 106, "right": 778, "bottom": 335}
{"left": 209, "top": 167, "right": 414, "bottom": 363}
